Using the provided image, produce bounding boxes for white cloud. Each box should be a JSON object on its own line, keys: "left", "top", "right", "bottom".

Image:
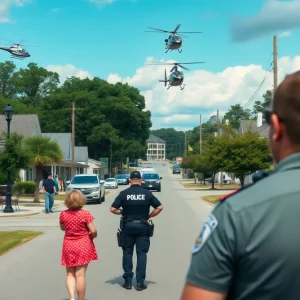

{"left": 88, "top": 0, "right": 116, "bottom": 7}
{"left": 46, "top": 64, "right": 93, "bottom": 84}
{"left": 107, "top": 56, "right": 300, "bottom": 130}
{"left": 231, "top": 0, "right": 300, "bottom": 42}
{"left": 51, "top": 8, "right": 60, "bottom": 12}
{"left": 279, "top": 31, "right": 291, "bottom": 38}
{"left": 0, "top": 0, "right": 29, "bottom": 23}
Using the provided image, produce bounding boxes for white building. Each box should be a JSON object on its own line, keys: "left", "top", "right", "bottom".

{"left": 146, "top": 134, "right": 166, "bottom": 160}
{"left": 85, "top": 158, "right": 108, "bottom": 179}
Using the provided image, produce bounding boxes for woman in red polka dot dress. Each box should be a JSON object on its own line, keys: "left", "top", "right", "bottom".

{"left": 60, "top": 190, "right": 98, "bottom": 300}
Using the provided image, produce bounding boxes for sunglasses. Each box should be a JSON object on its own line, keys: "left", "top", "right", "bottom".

{"left": 263, "top": 107, "right": 284, "bottom": 125}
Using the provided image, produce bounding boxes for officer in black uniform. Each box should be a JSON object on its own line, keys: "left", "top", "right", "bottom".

{"left": 110, "top": 171, "right": 163, "bottom": 291}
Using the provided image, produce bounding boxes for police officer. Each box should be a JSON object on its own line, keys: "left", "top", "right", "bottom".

{"left": 110, "top": 171, "right": 163, "bottom": 291}
{"left": 181, "top": 70, "right": 300, "bottom": 300}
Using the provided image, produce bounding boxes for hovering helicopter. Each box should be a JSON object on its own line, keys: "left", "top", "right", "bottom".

{"left": 0, "top": 43, "right": 31, "bottom": 59}
{"left": 146, "top": 24, "right": 202, "bottom": 53}
{"left": 148, "top": 61, "right": 205, "bottom": 90}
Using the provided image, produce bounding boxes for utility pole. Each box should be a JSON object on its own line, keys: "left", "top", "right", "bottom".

{"left": 184, "top": 132, "right": 187, "bottom": 157}
{"left": 216, "top": 109, "right": 223, "bottom": 186}
{"left": 109, "top": 138, "right": 113, "bottom": 177}
{"left": 71, "top": 102, "right": 75, "bottom": 179}
{"left": 199, "top": 114, "right": 202, "bottom": 155}
{"left": 273, "top": 35, "right": 278, "bottom": 92}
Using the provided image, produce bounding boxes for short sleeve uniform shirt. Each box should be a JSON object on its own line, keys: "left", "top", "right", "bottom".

{"left": 111, "top": 184, "right": 161, "bottom": 219}
{"left": 186, "top": 153, "right": 300, "bottom": 300}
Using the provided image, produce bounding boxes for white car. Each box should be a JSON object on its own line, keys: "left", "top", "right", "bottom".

{"left": 104, "top": 178, "right": 118, "bottom": 189}
{"left": 66, "top": 174, "right": 105, "bottom": 204}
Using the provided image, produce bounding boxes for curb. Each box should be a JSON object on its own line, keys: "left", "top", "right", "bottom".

{"left": 0, "top": 202, "right": 65, "bottom": 218}
{"left": 200, "top": 198, "right": 216, "bottom": 207}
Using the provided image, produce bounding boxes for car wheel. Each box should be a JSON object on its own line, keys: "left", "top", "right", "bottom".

{"left": 157, "top": 187, "right": 161, "bottom": 192}
{"left": 101, "top": 192, "right": 105, "bottom": 202}
{"left": 96, "top": 197, "right": 101, "bottom": 204}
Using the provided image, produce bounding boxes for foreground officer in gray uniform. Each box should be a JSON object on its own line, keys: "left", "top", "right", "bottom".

{"left": 181, "top": 70, "right": 300, "bottom": 300}
{"left": 110, "top": 171, "right": 163, "bottom": 291}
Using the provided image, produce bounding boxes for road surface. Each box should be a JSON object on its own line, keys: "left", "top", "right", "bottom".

{"left": 0, "top": 161, "right": 222, "bottom": 300}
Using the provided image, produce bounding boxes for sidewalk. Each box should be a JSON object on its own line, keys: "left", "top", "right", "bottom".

{"left": 0, "top": 197, "right": 64, "bottom": 218}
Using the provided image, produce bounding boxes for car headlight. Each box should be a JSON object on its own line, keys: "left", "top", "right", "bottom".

{"left": 156, "top": 180, "right": 160, "bottom": 184}
{"left": 142, "top": 181, "right": 145, "bottom": 183}
{"left": 92, "top": 187, "right": 100, "bottom": 192}
{"left": 66, "top": 188, "right": 72, "bottom": 193}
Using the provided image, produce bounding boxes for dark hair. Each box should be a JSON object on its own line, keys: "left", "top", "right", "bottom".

{"left": 273, "top": 70, "right": 300, "bottom": 144}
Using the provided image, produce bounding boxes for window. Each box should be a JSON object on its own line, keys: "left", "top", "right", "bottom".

{"left": 143, "top": 173, "right": 159, "bottom": 180}
{"left": 71, "top": 175, "right": 98, "bottom": 184}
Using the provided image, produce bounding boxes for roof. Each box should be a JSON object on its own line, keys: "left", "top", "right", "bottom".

{"left": 46, "top": 160, "right": 89, "bottom": 168}
{"left": 75, "top": 146, "right": 88, "bottom": 163}
{"left": 239, "top": 120, "right": 269, "bottom": 138}
{"left": 88, "top": 158, "right": 105, "bottom": 167}
{"left": 42, "top": 133, "right": 71, "bottom": 160}
{"left": 147, "top": 134, "right": 166, "bottom": 143}
{"left": 0, "top": 114, "right": 41, "bottom": 137}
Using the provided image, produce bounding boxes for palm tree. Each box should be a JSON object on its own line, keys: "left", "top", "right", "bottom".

{"left": 24, "top": 136, "right": 64, "bottom": 202}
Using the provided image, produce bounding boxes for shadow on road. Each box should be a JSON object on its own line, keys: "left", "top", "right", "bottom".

{"left": 105, "top": 276, "right": 156, "bottom": 287}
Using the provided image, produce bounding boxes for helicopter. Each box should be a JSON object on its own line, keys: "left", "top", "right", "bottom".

{"left": 148, "top": 61, "right": 205, "bottom": 90}
{"left": 0, "top": 43, "right": 31, "bottom": 59}
{"left": 146, "top": 24, "right": 202, "bottom": 53}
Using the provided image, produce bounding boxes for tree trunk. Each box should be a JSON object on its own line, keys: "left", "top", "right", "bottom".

{"left": 240, "top": 176, "right": 245, "bottom": 188}
{"left": 211, "top": 173, "right": 216, "bottom": 189}
{"left": 34, "top": 167, "right": 43, "bottom": 203}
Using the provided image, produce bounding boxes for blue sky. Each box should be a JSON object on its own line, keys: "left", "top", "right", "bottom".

{"left": 1, "top": 0, "right": 300, "bottom": 130}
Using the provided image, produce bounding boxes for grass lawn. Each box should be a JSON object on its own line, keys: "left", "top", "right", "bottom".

{"left": 0, "top": 231, "right": 43, "bottom": 256}
{"left": 182, "top": 183, "right": 240, "bottom": 190}
{"left": 201, "top": 195, "right": 225, "bottom": 204}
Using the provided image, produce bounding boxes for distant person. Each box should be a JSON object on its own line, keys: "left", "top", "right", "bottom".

{"left": 42, "top": 173, "right": 56, "bottom": 214}
{"left": 53, "top": 174, "right": 59, "bottom": 195}
{"left": 181, "top": 70, "right": 300, "bottom": 299}
{"left": 58, "top": 178, "right": 64, "bottom": 192}
{"left": 60, "top": 190, "right": 98, "bottom": 300}
{"left": 110, "top": 171, "right": 163, "bottom": 291}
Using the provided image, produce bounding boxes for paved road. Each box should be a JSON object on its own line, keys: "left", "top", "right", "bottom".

{"left": 0, "top": 161, "right": 225, "bottom": 300}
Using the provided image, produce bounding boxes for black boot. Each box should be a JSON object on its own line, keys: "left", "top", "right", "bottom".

{"left": 122, "top": 279, "right": 132, "bottom": 290}
{"left": 136, "top": 283, "right": 147, "bottom": 291}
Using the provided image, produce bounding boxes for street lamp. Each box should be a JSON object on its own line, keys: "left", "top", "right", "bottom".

{"left": 3, "top": 104, "right": 14, "bottom": 213}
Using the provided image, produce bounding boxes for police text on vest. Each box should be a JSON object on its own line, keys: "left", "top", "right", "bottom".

{"left": 127, "top": 194, "right": 145, "bottom": 200}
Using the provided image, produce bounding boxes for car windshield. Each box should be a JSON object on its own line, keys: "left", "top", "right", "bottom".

{"left": 116, "top": 175, "right": 126, "bottom": 179}
{"left": 105, "top": 179, "right": 115, "bottom": 182}
{"left": 143, "top": 173, "right": 159, "bottom": 180}
{"left": 71, "top": 176, "right": 98, "bottom": 184}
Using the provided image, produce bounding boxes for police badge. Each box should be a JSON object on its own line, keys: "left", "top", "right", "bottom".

{"left": 192, "top": 214, "right": 218, "bottom": 254}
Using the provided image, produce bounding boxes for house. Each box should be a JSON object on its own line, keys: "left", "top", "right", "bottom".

{"left": 0, "top": 114, "right": 90, "bottom": 182}
{"left": 86, "top": 158, "right": 107, "bottom": 179}
{"left": 146, "top": 134, "right": 166, "bottom": 160}
{"left": 40, "top": 133, "right": 89, "bottom": 181}
{"left": 0, "top": 114, "right": 41, "bottom": 137}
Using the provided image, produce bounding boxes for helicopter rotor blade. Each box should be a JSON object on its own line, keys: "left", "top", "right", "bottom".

{"left": 172, "top": 24, "right": 181, "bottom": 34}
{"left": 146, "top": 27, "right": 172, "bottom": 33}
{"left": 176, "top": 31, "right": 203, "bottom": 33}
{"left": 177, "top": 65, "right": 189, "bottom": 70}
{"left": 175, "top": 62, "right": 205, "bottom": 65}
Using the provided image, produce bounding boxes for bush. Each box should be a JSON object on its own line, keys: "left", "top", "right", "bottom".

{"left": 14, "top": 181, "right": 36, "bottom": 194}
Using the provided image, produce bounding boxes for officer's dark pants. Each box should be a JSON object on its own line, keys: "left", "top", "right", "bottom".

{"left": 122, "top": 221, "right": 150, "bottom": 284}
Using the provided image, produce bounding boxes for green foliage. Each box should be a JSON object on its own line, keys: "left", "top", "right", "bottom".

{"left": 252, "top": 90, "right": 272, "bottom": 117}
{"left": 0, "top": 133, "right": 30, "bottom": 184}
{"left": 0, "top": 61, "right": 17, "bottom": 98}
{"left": 24, "top": 136, "right": 64, "bottom": 167}
{"left": 223, "top": 104, "right": 251, "bottom": 129}
{"left": 14, "top": 181, "right": 36, "bottom": 194}
{"left": 150, "top": 128, "right": 185, "bottom": 159}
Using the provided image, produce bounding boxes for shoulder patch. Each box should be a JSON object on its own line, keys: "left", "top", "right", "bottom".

{"left": 192, "top": 214, "right": 218, "bottom": 254}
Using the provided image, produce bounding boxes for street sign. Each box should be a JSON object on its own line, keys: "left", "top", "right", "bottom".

{"left": 100, "top": 158, "right": 109, "bottom": 167}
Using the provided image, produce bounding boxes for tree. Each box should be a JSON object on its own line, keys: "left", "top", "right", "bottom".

{"left": 0, "top": 61, "right": 17, "bottom": 98}
{"left": 0, "top": 133, "right": 30, "bottom": 185}
{"left": 252, "top": 90, "right": 273, "bottom": 117}
{"left": 262, "top": 90, "right": 272, "bottom": 107}
{"left": 194, "top": 155, "right": 214, "bottom": 186}
{"left": 24, "top": 136, "right": 64, "bottom": 202}
{"left": 13, "top": 63, "right": 59, "bottom": 106}
{"left": 252, "top": 100, "right": 264, "bottom": 116}
{"left": 210, "top": 129, "right": 271, "bottom": 187}
{"left": 223, "top": 104, "right": 251, "bottom": 129}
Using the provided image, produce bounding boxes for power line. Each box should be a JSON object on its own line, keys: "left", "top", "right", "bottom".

{"left": 243, "top": 61, "right": 273, "bottom": 110}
